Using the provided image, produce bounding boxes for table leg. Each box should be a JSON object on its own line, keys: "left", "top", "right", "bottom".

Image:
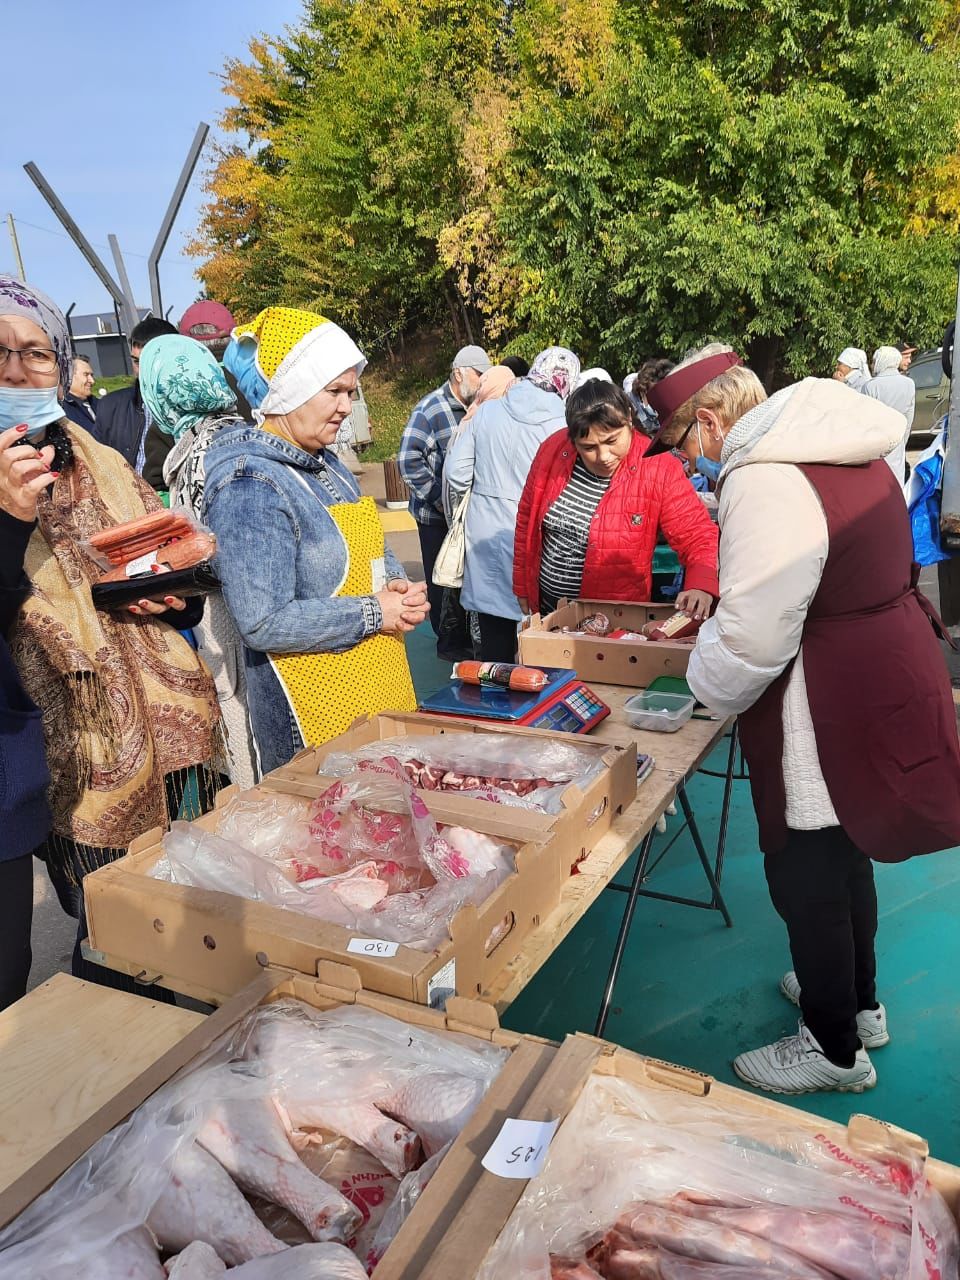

{"left": 594, "top": 827, "right": 656, "bottom": 1038}
{"left": 713, "top": 721, "right": 740, "bottom": 893}
{"left": 677, "top": 783, "right": 733, "bottom": 928}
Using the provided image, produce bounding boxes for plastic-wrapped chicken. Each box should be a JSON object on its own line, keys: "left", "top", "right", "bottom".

{"left": 320, "top": 733, "right": 608, "bottom": 813}
{"left": 238, "top": 1001, "right": 506, "bottom": 1177}
{"left": 478, "top": 1074, "right": 959, "bottom": 1280}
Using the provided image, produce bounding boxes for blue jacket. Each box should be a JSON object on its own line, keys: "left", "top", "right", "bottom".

{"left": 445, "top": 379, "right": 567, "bottom": 619}
{"left": 0, "top": 512, "right": 50, "bottom": 860}
{"left": 62, "top": 392, "right": 97, "bottom": 433}
{"left": 202, "top": 426, "right": 405, "bottom": 771}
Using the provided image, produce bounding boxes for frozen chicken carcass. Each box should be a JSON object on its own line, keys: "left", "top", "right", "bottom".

{"left": 377, "top": 1071, "right": 486, "bottom": 1157}
{"left": 282, "top": 1099, "right": 421, "bottom": 1180}
{"left": 165, "top": 1241, "right": 226, "bottom": 1277}
{"left": 228, "top": 1243, "right": 370, "bottom": 1278}
{"left": 197, "top": 1098, "right": 361, "bottom": 1242}
{"left": 148, "top": 1141, "right": 287, "bottom": 1265}
{"left": 70, "top": 1228, "right": 166, "bottom": 1279}
{"left": 550, "top": 1258, "right": 605, "bottom": 1279}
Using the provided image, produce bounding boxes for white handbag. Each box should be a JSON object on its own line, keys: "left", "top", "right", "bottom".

{"left": 432, "top": 490, "right": 470, "bottom": 589}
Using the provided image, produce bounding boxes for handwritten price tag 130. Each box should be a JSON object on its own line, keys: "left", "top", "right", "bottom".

{"left": 346, "top": 938, "right": 399, "bottom": 958}
{"left": 481, "top": 1117, "right": 560, "bottom": 1179}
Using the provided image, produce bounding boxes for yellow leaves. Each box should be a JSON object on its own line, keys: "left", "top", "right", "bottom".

{"left": 220, "top": 37, "right": 287, "bottom": 136}
{"left": 906, "top": 144, "right": 960, "bottom": 234}
{"left": 521, "top": 0, "right": 618, "bottom": 92}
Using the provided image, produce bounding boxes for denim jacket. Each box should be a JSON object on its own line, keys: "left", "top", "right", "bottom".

{"left": 202, "top": 425, "right": 405, "bottom": 771}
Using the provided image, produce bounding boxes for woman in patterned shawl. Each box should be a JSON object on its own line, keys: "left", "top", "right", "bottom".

{"left": 0, "top": 275, "right": 222, "bottom": 992}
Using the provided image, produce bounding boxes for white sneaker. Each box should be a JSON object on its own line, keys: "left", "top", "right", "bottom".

{"left": 779, "top": 971, "right": 890, "bottom": 1048}
{"left": 733, "top": 1022, "right": 877, "bottom": 1095}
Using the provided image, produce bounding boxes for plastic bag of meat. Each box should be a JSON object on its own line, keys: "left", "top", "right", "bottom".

{"left": 320, "top": 732, "right": 608, "bottom": 814}
{"left": 0, "top": 998, "right": 506, "bottom": 1280}
{"left": 477, "top": 1073, "right": 959, "bottom": 1280}
{"left": 151, "top": 765, "right": 516, "bottom": 951}
{"left": 366, "top": 1141, "right": 451, "bottom": 1271}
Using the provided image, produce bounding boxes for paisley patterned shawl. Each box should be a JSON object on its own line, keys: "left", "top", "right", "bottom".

{"left": 10, "top": 422, "right": 221, "bottom": 848}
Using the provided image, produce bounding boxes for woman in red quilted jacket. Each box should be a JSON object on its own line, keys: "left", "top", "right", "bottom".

{"left": 514, "top": 380, "right": 719, "bottom": 616}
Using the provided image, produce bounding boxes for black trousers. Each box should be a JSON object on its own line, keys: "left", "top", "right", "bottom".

{"left": 477, "top": 613, "right": 520, "bottom": 664}
{"left": 0, "top": 853, "right": 33, "bottom": 1011}
{"left": 416, "top": 521, "right": 449, "bottom": 638}
{"left": 764, "top": 826, "right": 878, "bottom": 1065}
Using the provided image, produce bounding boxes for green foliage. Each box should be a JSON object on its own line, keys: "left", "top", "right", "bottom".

{"left": 94, "top": 375, "right": 134, "bottom": 396}
{"left": 192, "top": 0, "right": 960, "bottom": 381}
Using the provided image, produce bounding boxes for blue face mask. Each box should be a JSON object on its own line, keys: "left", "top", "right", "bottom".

{"left": 695, "top": 455, "right": 722, "bottom": 484}
{"left": 0, "top": 385, "right": 63, "bottom": 439}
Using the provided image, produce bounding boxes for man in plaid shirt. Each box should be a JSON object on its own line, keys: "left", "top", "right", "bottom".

{"left": 398, "top": 345, "right": 491, "bottom": 657}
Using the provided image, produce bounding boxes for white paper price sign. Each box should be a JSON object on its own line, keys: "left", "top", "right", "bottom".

{"left": 481, "top": 1117, "right": 560, "bottom": 1179}
{"left": 346, "top": 938, "right": 399, "bottom": 958}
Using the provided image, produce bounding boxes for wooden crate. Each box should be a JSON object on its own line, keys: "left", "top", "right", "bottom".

{"left": 265, "top": 710, "right": 637, "bottom": 863}
{"left": 84, "top": 779, "right": 574, "bottom": 1008}
{"left": 519, "top": 599, "right": 693, "bottom": 687}
{"left": 0, "top": 969, "right": 557, "bottom": 1280}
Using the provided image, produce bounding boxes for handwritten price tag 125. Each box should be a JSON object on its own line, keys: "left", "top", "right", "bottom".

{"left": 481, "top": 1117, "right": 560, "bottom": 1179}
{"left": 346, "top": 938, "right": 399, "bottom": 958}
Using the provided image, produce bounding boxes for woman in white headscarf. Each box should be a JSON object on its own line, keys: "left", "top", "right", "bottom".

{"left": 863, "top": 346, "right": 916, "bottom": 483}
{"left": 204, "top": 306, "right": 430, "bottom": 770}
{"left": 445, "top": 346, "right": 580, "bottom": 661}
{"left": 832, "top": 347, "right": 870, "bottom": 391}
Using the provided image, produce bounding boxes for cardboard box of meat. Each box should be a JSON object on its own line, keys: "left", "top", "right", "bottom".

{"left": 519, "top": 601, "right": 695, "bottom": 688}
{"left": 84, "top": 509, "right": 219, "bottom": 609}
{"left": 83, "top": 767, "right": 575, "bottom": 1009}
{"left": 408, "top": 1035, "right": 960, "bottom": 1280}
{"left": 0, "top": 968, "right": 557, "bottom": 1280}
{"left": 265, "top": 711, "right": 637, "bottom": 865}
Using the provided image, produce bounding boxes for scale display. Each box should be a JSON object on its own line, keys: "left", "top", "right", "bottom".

{"left": 419, "top": 667, "right": 609, "bottom": 734}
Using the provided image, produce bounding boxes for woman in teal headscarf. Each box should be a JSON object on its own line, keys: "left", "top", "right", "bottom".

{"left": 139, "top": 334, "right": 260, "bottom": 787}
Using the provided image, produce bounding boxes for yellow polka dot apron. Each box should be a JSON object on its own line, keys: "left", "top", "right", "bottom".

{"left": 269, "top": 495, "right": 416, "bottom": 745}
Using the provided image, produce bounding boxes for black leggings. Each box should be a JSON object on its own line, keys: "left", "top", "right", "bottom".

{"left": 0, "top": 853, "right": 33, "bottom": 1012}
{"left": 764, "top": 826, "right": 878, "bottom": 1065}
{"left": 38, "top": 767, "right": 222, "bottom": 1000}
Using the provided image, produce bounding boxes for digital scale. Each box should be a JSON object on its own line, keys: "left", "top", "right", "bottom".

{"left": 418, "top": 665, "right": 610, "bottom": 734}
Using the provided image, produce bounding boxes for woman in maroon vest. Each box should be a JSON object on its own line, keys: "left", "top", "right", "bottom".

{"left": 647, "top": 345, "right": 960, "bottom": 1096}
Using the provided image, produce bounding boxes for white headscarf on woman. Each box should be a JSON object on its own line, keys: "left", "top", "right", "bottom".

{"left": 527, "top": 347, "right": 581, "bottom": 400}
{"left": 872, "top": 346, "right": 903, "bottom": 377}
{"left": 837, "top": 347, "right": 869, "bottom": 381}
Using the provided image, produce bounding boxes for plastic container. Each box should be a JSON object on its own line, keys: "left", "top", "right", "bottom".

{"left": 623, "top": 690, "right": 695, "bottom": 733}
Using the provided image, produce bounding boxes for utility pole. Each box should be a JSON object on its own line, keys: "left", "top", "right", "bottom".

{"left": 147, "top": 122, "right": 209, "bottom": 317}
{"left": 6, "top": 214, "right": 25, "bottom": 280}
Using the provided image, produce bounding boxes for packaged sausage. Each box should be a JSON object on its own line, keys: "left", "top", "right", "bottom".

{"left": 452, "top": 661, "right": 549, "bottom": 692}
{"left": 81, "top": 507, "right": 219, "bottom": 609}
{"left": 643, "top": 611, "right": 703, "bottom": 642}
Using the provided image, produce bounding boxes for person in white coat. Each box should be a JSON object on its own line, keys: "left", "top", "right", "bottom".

{"left": 445, "top": 347, "right": 580, "bottom": 661}
{"left": 863, "top": 345, "right": 916, "bottom": 483}
{"left": 647, "top": 344, "right": 959, "bottom": 1097}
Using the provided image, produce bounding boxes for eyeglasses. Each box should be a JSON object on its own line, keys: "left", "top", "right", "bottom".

{"left": 0, "top": 344, "right": 58, "bottom": 374}
{"left": 670, "top": 418, "right": 699, "bottom": 451}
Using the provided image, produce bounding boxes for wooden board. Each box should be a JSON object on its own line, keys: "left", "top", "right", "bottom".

{"left": 482, "top": 690, "right": 730, "bottom": 1009}
{"left": 0, "top": 975, "right": 203, "bottom": 1195}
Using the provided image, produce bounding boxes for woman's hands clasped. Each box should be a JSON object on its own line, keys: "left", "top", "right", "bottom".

{"left": 377, "top": 578, "right": 430, "bottom": 635}
{"left": 0, "top": 425, "right": 57, "bottom": 522}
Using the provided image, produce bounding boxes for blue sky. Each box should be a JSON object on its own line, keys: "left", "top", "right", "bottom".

{"left": 0, "top": 0, "right": 305, "bottom": 323}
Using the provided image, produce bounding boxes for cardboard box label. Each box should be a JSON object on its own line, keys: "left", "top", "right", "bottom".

{"left": 427, "top": 958, "right": 456, "bottom": 1009}
{"left": 346, "top": 938, "right": 400, "bottom": 958}
{"left": 481, "top": 1116, "right": 560, "bottom": 1178}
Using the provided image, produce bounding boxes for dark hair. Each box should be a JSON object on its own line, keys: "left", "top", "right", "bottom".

{"left": 566, "top": 381, "right": 636, "bottom": 440}
{"left": 129, "top": 316, "right": 177, "bottom": 348}
{"left": 73, "top": 353, "right": 93, "bottom": 367}
{"left": 500, "top": 355, "right": 530, "bottom": 377}
{"left": 634, "top": 357, "right": 675, "bottom": 398}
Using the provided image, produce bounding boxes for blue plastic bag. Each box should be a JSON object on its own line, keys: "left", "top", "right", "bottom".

{"left": 906, "top": 423, "right": 950, "bottom": 566}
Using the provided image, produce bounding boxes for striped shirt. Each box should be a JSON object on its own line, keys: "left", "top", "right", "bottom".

{"left": 538, "top": 458, "right": 611, "bottom": 611}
